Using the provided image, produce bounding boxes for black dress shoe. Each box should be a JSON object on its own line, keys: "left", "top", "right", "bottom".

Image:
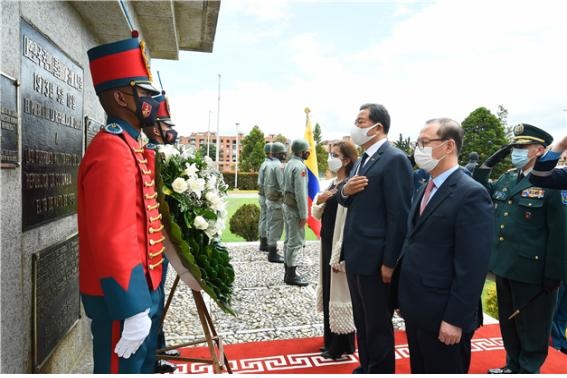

{"left": 321, "top": 350, "right": 342, "bottom": 360}
{"left": 487, "top": 366, "right": 514, "bottom": 374}
{"left": 561, "top": 347, "right": 567, "bottom": 355}
{"left": 319, "top": 346, "right": 328, "bottom": 353}
{"left": 163, "top": 348, "right": 181, "bottom": 357}
{"left": 154, "top": 359, "right": 178, "bottom": 373}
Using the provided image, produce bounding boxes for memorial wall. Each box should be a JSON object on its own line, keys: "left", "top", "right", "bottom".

{"left": 1, "top": 1, "right": 107, "bottom": 373}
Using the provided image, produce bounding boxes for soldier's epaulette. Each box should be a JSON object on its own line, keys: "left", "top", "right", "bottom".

{"left": 103, "top": 123, "right": 123, "bottom": 135}
{"left": 146, "top": 143, "right": 158, "bottom": 150}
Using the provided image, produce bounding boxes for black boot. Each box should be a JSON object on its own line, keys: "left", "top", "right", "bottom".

{"left": 267, "top": 245, "right": 284, "bottom": 263}
{"left": 285, "top": 266, "right": 308, "bottom": 286}
{"left": 259, "top": 237, "right": 268, "bottom": 252}
{"left": 284, "top": 263, "right": 289, "bottom": 282}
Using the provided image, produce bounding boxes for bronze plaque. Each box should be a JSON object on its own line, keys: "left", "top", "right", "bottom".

{"left": 1, "top": 74, "right": 19, "bottom": 167}
{"left": 32, "top": 234, "right": 80, "bottom": 371}
{"left": 20, "top": 20, "right": 84, "bottom": 230}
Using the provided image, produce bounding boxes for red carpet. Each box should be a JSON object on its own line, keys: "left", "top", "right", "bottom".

{"left": 172, "top": 324, "right": 566, "bottom": 374}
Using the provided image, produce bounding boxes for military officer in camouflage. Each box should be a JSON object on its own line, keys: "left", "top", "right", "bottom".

{"left": 282, "top": 139, "right": 310, "bottom": 287}
{"left": 257, "top": 142, "right": 273, "bottom": 252}
{"left": 264, "top": 142, "right": 286, "bottom": 263}
{"left": 473, "top": 123, "right": 567, "bottom": 374}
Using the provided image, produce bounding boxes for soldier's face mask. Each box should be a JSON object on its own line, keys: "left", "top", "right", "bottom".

{"left": 511, "top": 147, "right": 530, "bottom": 169}
{"left": 158, "top": 124, "right": 178, "bottom": 145}
{"left": 301, "top": 151, "right": 311, "bottom": 160}
{"left": 121, "top": 88, "right": 160, "bottom": 127}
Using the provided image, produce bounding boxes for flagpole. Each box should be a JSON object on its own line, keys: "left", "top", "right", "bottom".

{"left": 215, "top": 74, "right": 221, "bottom": 166}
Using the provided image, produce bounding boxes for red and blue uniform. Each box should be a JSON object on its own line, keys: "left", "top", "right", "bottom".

{"left": 80, "top": 32, "right": 164, "bottom": 373}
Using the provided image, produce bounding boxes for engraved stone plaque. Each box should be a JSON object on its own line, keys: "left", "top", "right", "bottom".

{"left": 20, "top": 20, "right": 84, "bottom": 230}
{"left": 84, "top": 116, "right": 104, "bottom": 149}
{"left": 1, "top": 74, "right": 19, "bottom": 167}
{"left": 32, "top": 234, "right": 80, "bottom": 370}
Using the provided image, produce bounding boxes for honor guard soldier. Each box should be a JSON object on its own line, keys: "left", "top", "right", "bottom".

{"left": 473, "top": 124, "right": 567, "bottom": 374}
{"left": 264, "top": 142, "right": 286, "bottom": 263}
{"left": 142, "top": 93, "right": 179, "bottom": 373}
{"left": 282, "top": 139, "right": 310, "bottom": 286}
{"left": 79, "top": 31, "right": 166, "bottom": 374}
{"left": 257, "top": 142, "right": 273, "bottom": 252}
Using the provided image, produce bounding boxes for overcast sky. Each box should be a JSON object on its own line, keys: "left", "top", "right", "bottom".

{"left": 151, "top": 0, "right": 567, "bottom": 144}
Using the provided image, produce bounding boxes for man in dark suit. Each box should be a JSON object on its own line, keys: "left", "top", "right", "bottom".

{"left": 338, "top": 103, "right": 413, "bottom": 373}
{"left": 397, "top": 118, "right": 493, "bottom": 373}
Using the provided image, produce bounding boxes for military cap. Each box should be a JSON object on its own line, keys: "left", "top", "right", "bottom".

{"left": 291, "top": 139, "right": 309, "bottom": 153}
{"left": 264, "top": 142, "right": 273, "bottom": 154}
{"left": 271, "top": 142, "right": 286, "bottom": 154}
{"left": 155, "top": 94, "right": 175, "bottom": 127}
{"left": 87, "top": 30, "right": 159, "bottom": 95}
{"left": 511, "top": 123, "right": 553, "bottom": 147}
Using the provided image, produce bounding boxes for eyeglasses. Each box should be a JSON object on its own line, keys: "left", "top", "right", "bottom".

{"left": 416, "top": 138, "right": 445, "bottom": 149}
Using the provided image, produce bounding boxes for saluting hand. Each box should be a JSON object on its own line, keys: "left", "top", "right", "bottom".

{"left": 551, "top": 135, "right": 567, "bottom": 154}
{"left": 343, "top": 175, "right": 368, "bottom": 196}
{"left": 438, "top": 321, "right": 462, "bottom": 345}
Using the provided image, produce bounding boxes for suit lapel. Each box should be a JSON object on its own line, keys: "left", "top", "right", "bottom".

{"left": 409, "top": 169, "right": 459, "bottom": 237}
{"left": 359, "top": 141, "right": 388, "bottom": 176}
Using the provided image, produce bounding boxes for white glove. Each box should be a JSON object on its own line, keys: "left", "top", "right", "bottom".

{"left": 114, "top": 308, "right": 151, "bottom": 359}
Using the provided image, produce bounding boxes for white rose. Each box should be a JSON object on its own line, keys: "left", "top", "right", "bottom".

{"left": 211, "top": 198, "right": 226, "bottom": 212}
{"left": 193, "top": 216, "right": 209, "bottom": 230}
{"left": 205, "top": 191, "right": 220, "bottom": 204}
{"left": 187, "top": 177, "right": 206, "bottom": 198}
{"left": 184, "top": 163, "right": 199, "bottom": 177}
{"left": 171, "top": 177, "right": 188, "bottom": 193}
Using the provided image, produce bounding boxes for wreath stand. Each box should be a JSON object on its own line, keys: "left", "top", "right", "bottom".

{"left": 156, "top": 275, "right": 232, "bottom": 374}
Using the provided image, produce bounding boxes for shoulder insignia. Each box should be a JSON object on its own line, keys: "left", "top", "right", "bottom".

{"left": 561, "top": 190, "right": 567, "bottom": 205}
{"left": 104, "top": 123, "right": 123, "bottom": 134}
{"left": 301, "top": 169, "right": 306, "bottom": 177}
{"left": 146, "top": 143, "right": 157, "bottom": 150}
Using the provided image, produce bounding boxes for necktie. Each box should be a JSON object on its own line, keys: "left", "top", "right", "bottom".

{"left": 356, "top": 152, "right": 369, "bottom": 174}
{"left": 420, "top": 180, "right": 435, "bottom": 215}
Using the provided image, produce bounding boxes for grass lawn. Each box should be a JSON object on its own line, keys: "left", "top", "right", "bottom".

{"left": 221, "top": 195, "right": 318, "bottom": 242}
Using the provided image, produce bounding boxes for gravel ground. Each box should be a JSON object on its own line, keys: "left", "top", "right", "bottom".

{"left": 162, "top": 240, "right": 405, "bottom": 347}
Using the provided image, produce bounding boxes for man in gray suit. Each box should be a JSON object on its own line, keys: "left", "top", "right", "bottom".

{"left": 338, "top": 103, "right": 413, "bottom": 373}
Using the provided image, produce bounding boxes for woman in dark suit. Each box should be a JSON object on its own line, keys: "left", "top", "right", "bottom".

{"left": 312, "top": 141, "right": 358, "bottom": 360}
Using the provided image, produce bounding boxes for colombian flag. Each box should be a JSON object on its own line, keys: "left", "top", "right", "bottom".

{"left": 303, "top": 107, "right": 321, "bottom": 239}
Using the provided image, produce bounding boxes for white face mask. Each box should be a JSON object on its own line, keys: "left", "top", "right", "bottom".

{"left": 327, "top": 156, "right": 343, "bottom": 173}
{"left": 413, "top": 142, "right": 447, "bottom": 172}
{"left": 350, "top": 122, "right": 379, "bottom": 146}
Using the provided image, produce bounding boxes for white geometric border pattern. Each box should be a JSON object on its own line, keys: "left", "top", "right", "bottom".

{"left": 173, "top": 337, "right": 503, "bottom": 374}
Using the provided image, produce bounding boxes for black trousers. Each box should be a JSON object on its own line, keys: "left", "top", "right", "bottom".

{"left": 346, "top": 271, "right": 395, "bottom": 373}
{"left": 405, "top": 320, "right": 472, "bottom": 373}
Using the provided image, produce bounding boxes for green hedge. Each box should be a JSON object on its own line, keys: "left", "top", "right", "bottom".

{"left": 223, "top": 172, "right": 258, "bottom": 190}
{"left": 229, "top": 204, "right": 260, "bottom": 241}
{"left": 482, "top": 280, "right": 498, "bottom": 319}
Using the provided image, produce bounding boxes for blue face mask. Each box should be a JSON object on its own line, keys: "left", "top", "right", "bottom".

{"left": 511, "top": 147, "right": 530, "bottom": 169}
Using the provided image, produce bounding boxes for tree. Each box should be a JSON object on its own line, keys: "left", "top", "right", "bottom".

{"left": 313, "top": 123, "right": 328, "bottom": 175}
{"left": 392, "top": 133, "right": 413, "bottom": 156}
{"left": 461, "top": 107, "right": 510, "bottom": 177}
{"left": 240, "top": 125, "right": 266, "bottom": 172}
{"left": 198, "top": 143, "right": 216, "bottom": 159}
{"left": 497, "top": 104, "right": 513, "bottom": 142}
